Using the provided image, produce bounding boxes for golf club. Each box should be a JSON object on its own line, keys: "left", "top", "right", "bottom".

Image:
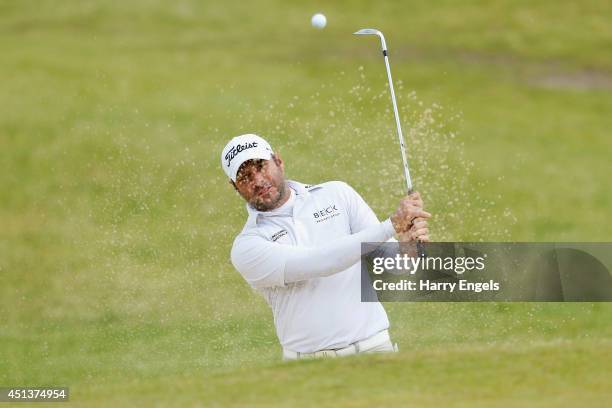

{"left": 354, "top": 28, "right": 426, "bottom": 255}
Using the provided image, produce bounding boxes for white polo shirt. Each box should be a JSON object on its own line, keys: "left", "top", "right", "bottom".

{"left": 231, "top": 180, "right": 396, "bottom": 353}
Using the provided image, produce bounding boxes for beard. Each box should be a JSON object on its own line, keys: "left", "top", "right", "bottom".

{"left": 250, "top": 182, "right": 287, "bottom": 211}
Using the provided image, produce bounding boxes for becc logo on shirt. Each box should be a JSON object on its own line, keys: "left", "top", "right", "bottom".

{"left": 313, "top": 204, "right": 339, "bottom": 221}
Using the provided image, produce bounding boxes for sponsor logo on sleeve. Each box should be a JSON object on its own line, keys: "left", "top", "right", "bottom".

{"left": 271, "top": 229, "right": 288, "bottom": 242}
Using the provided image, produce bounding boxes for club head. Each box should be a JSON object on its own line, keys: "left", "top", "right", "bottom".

{"left": 353, "top": 28, "right": 381, "bottom": 36}
{"left": 353, "top": 28, "right": 387, "bottom": 51}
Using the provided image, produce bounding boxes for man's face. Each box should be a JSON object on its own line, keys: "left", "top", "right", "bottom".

{"left": 233, "top": 155, "right": 287, "bottom": 211}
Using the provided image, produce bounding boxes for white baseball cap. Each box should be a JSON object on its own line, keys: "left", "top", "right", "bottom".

{"left": 221, "top": 134, "right": 274, "bottom": 182}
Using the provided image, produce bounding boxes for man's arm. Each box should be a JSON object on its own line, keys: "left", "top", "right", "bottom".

{"left": 231, "top": 219, "right": 397, "bottom": 289}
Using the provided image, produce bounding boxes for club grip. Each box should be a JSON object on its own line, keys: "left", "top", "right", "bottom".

{"left": 408, "top": 188, "right": 427, "bottom": 258}
{"left": 416, "top": 241, "right": 427, "bottom": 258}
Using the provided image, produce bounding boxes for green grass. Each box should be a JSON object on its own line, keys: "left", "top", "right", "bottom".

{"left": 1, "top": 0, "right": 611, "bottom": 406}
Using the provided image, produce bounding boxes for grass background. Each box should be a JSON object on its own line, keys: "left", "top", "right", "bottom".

{"left": 1, "top": 0, "right": 611, "bottom": 406}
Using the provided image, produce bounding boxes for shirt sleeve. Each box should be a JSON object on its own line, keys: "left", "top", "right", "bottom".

{"left": 231, "top": 219, "right": 397, "bottom": 289}
{"left": 340, "top": 182, "right": 383, "bottom": 233}
{"left": 339, "top": 182, "right": 405, "bottom": 267}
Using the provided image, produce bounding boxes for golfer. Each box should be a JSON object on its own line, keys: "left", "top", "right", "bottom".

{"left": 222, "top": 134, "right": 431, "bottom": 359}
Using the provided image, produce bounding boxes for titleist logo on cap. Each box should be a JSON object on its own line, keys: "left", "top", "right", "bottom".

{"left": 225, "top": 142, "right": 258, "bottom": 167}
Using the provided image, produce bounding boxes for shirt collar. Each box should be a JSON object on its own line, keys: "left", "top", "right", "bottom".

{"left": 245, "top": 180, "right": 322, "bottom": 227}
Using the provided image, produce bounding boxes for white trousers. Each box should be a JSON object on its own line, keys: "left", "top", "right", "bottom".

{"left": 282, "top": 330, "right": 398, "bottom": 360}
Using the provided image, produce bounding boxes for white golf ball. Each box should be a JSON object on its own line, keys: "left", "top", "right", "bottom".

{"left": 311, "top": 13, "right": 327, "bottom": 29}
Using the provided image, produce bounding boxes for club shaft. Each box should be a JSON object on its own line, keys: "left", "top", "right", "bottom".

{"left": 355, "top": 29, "right": 426, "bottom": 255}
{"left": 382, "top": 53, "right": 413, "bottom": 194}
{"left": 371, "top": 32, "right": 426, "bottom": 256}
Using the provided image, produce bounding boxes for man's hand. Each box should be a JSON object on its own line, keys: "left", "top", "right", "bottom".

{"left": 390, "top": 192, "right": 431, "bottom": 235}
{"left": 398, "top": 218, "right": 430, "bottom": 242}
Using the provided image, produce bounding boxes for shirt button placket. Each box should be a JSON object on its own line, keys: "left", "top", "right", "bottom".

{"left": 293, "top": 219, "right": 305, "bottom": 245}
{"left": 292, "top": 196, "right": 308, "bottom": 246}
